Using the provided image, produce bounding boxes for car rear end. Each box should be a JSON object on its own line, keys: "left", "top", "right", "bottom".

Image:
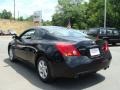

{"left": 42, "top": 26, "right": 112, "bottom": 78}
{"left": 51, "top": 39, "right": 112, "bottom": 78}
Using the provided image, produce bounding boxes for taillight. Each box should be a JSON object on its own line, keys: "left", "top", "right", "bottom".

{"left": 102, "top": 41, "right": 109, "bottom": 52}
{"left": 56, "top": 42, "right": 81, "bottom": 56}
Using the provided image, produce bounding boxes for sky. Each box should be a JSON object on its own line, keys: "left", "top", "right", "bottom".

{"left": 0, "top": 0, "right": 88, "bottom": 21}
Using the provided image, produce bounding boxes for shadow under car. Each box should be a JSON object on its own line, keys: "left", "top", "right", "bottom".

{"left": 4, "top": 58, "right": 105, "bottom": 90}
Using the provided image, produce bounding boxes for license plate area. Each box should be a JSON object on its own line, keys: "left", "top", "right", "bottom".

{"left": 90, "top": 48, "right": 100, "bottom": 57}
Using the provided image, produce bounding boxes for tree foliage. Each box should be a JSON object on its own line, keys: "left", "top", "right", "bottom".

{"left": 108, "top": 0, "right": 120, "bottom": 28}
{"left": 52, "top": 0, "right": 87, "bottom": 29}
{"left": 18, "top": 16, "right": 24, "bottom": 21}
{"left": 0, "top": 9, "right": 12, "bottom": 19}
{"left": 52, "top": 0, "right": 120, "bottom": 29}
{"left": 26, "top": 15, "right": 33, "bottom": 21}
{"left": 42, "top": 20, "right": 52, "bottom": 26}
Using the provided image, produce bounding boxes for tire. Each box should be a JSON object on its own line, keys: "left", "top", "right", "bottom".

{"left": 8, "top": 46, "right": 16, "bottom": 62}
{"left": 37, "top": 56, "right": 53, "bottom": 83}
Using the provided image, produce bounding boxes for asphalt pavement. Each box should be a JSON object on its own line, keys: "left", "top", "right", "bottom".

{"left": 0, "top": 36, "right": 120, "bottom": 90}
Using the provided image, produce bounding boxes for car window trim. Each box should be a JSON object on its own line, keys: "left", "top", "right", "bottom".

{"left": 19, "top": 29, "right": 36, "bottom": 39}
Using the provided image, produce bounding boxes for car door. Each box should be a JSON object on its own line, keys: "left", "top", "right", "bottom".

{"left": 14, "top": 29, "right": 35, "bottom": 61}
{"left": 23, "top": 28, "right": 47, "bottom": 64}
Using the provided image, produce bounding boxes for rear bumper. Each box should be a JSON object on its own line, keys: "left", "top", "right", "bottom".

{"left": 51, "top": 56, "right": 111, "bottom": 78}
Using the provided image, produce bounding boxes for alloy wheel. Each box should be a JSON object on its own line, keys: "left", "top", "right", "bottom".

{"left": 9, "top": 48, "right": 13, "bottom": 61}
{"left": 38, "top": 60, "right": 48, "bottom": 79}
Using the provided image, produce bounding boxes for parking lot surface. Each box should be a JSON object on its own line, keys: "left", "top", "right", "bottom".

{"left": 0, "top": 36, "right": 120, "bottom": 90}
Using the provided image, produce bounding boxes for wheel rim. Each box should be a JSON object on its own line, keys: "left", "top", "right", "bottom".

{"left": 38, "top": 60, "right": 48, "bottom": 79}
{"left": 9, "top": 48, "right": 13, "bottom": 61}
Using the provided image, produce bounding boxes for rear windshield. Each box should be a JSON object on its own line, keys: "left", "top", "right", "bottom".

{"left": 44, "top": 27, "right": 87, "bottom": 38}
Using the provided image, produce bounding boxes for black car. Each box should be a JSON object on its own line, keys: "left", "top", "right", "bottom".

{"left": 8, "top": 26, "right": 112, "bottom": 83}
{"left": 88, "top": 28, "right": 120, "bottom": 45}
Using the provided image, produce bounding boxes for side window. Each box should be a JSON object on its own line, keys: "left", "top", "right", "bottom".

{"left": 99, "top": 29, "right": 106, "bottom": 35}
{"left": 33, "top": 29, "right": 46, "bottom": 40}
{"left": 113, "top": 30, "right": 119, "bottom": 36}
{"left": 21, "top": 30, "right": 35, "bottom": 39}
{"left": 107, "top": 29, "right": 113, "bottom": 36}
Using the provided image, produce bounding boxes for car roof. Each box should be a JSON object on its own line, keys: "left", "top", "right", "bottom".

{"left": 30, "top": 26, "right": 88, "bottom": 37}
{"left": 31, "top": 26, "right": 68, "bottom": 30}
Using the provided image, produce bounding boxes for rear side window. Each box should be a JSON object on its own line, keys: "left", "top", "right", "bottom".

{"left": 33, "top": 29, "right": 46, "bottom": 40}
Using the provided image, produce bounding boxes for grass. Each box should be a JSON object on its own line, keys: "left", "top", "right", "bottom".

{"left": 0, "top": 19, "right": 37, "bottom": 35}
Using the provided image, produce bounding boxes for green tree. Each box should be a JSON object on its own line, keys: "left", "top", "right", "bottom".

{"left": 52, "top": 13, "right": 65, "bottom": 26}
{"left": 108, "top": 0, "right": 120, "bottom": 28}
{"left": 18, "top": 16, "right": 24, "bottom": 21}
{"left": 43, "top": 20, "right": 52, "bottom": 26}
{"left": 52, "top": 0, "right": 88, "bottom": 29}
{"left": 26, "top": 15, "right": 33, "bottom": 21}
{"left": 52, "top": 0, "right": 120, "bottom": 29}
{"left": 0, "top": 9, "right": 12, "bottom": 19}
{"left": 87, "top": 0, "right": 105, "bottom": 28}
{"left": 88, "top": 0, "right": 120, "bottom": 29}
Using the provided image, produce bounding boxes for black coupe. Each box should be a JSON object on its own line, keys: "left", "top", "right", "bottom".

{"left": 8, "top": 26, "right": 112, "bottom": 83}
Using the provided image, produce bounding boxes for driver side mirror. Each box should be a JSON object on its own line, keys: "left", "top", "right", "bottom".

{"left": 12, "top": 34, "right": 20, "bottom": 40}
